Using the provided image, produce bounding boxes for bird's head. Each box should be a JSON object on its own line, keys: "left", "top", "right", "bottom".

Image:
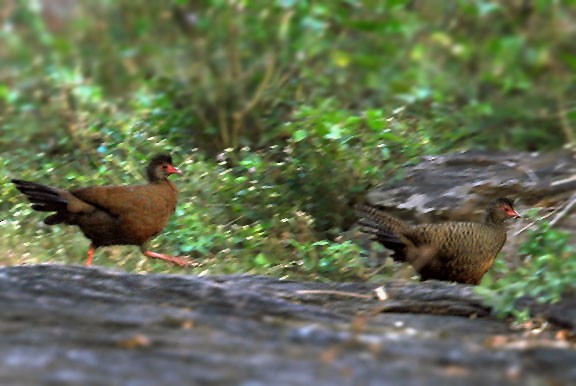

{"left": 486, "top": 197, "right": 521, "bottom": 224}
{"left": 147, "top": 154, "right": 182, "bottom": 182}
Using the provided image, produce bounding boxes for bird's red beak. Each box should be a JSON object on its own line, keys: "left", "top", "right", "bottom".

{"left": 167, "top": 165, "right": 183, "bottom": 175}
{"left": 507, "top": 208, "right": 521, "bottom": 219}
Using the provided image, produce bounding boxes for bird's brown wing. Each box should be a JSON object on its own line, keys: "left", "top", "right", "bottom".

{"left": 71, "top": 183, "right": 178, "bottom": 245}
{"left": 71, "top": 184, "right": 147, "bottom": 218}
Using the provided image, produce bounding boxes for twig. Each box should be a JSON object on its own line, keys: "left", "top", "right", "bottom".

{"left": 231, "top": 54, "right": 277, "bottom": 147}
{"left": 363, "top": 263, "right": 389, "bottom": 279}
{"left": 513, "top": 210, "right": 558, "bottom": 236}
{"left": 551, "top": 175, "right": 576, "bottom": 187}
{"left": 513, "top": 195, "right": 575, "bottom": 236}
{"left": 549, "top": 193, "right": 576, "bottom": 227}
{"left": 295, "top": 290, "right": 374, "bottom": 299}
{"left": 222, "top": 216, "right": 245, "bottom": 228}
{"left": 557, "top": 93, "right": 576, "bottom": 145}
{"left": 218, "top": 108, "right": 229, "bottom": 148}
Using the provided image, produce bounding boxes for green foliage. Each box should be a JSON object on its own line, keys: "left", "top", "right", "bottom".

{"left": 478, "top": 218, "right": 576, "bottom": 321}
{"left": 3, "top": 1, "right": 573, "bottom": 154}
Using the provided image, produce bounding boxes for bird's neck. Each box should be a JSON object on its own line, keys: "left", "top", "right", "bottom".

{"left": 484, "top": 213, "right": 506, "bottom": 227}
{"left": 148, "top": 177, "right": 168, "bottom": 185}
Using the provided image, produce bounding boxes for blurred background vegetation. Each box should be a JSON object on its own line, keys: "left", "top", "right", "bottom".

{"left": 1, "top": 0, "right": 574, "bottom": 312}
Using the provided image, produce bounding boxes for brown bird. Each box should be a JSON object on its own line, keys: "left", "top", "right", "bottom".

{"left": 356, "top": 198, "right": 521, "bottom": 285}
{"left": 12, "top": 154, "right": 192, "bottom": 267}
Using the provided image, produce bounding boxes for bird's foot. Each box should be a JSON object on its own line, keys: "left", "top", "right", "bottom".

{"left": 85, "top": 245, "right": 96, "bottom": 266}
{"left": 142, "top": 250, "right": 199, "bottom": 267}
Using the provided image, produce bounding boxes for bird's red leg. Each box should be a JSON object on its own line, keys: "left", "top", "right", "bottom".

{"left": 141, "top": 249, "right": 196, "bottom": 267}
{"left": 85, "top": 244, "right": 95, "bottom": 266}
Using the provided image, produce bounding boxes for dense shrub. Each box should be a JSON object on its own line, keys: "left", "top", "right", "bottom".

{"left": 478, "top": 217, "right": 575, "bottom": 320}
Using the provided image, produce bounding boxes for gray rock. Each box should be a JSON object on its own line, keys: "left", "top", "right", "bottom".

{"left": 366, "top": 149, "right": 576, "bottom": 223}
{"left": 0, "top": 265, "right": 574, "bottom": 386}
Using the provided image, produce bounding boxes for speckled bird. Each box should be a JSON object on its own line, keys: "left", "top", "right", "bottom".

{"left": 356, "top": 197, "right": 521, "bottom": 285}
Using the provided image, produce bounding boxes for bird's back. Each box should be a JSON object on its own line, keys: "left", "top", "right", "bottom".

{"left": 357, "top": 203, "right": 511, "bottom": 285}
{"left": 407, "top": 222, "right": 507, "bottom": 284}
{"left": 12, "top": 178, "right": 178, "bottom": 248}
{"left": 71, "top": 181, "right": 178, "bottom": 247}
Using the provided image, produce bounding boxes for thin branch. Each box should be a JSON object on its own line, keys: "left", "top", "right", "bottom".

{"left": 557, "top": 84, "right": 576, "bottom": 146}
{"left": 231, "top": 54, "right": 277, "bottom": 146}
{"left": 513, "top": 210, "right": 557, "bottom": 236}
{"left": 295, "top": 290, "right": 374, "bottom": 299}
{"left": 223, "top": 216, "right": 245, "bottom": 228}
{"left": 360, "top": 263, "right": 389, "bottom": 279}
{"left": 549, "top": 193, "right": 576, "bottom": 227}
{"left": 514, "top": 194, "right": 576, "bottom": 236}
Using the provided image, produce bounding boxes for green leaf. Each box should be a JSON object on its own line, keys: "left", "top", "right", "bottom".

{"left": 293, "top": 129, "right": 308, "bottom": 142}
{"left": 254, "top": 253, "right": 270, "bottom": 267}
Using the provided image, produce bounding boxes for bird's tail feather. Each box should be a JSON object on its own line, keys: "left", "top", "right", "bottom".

{"left": 11, "top": 180, "right": 68, "bottom": 224}
{"left": 355, "top": 204, "right": 411, "bottom": 261}
{"left": 355, "top": 204, "right": 408, "bottom": 234}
